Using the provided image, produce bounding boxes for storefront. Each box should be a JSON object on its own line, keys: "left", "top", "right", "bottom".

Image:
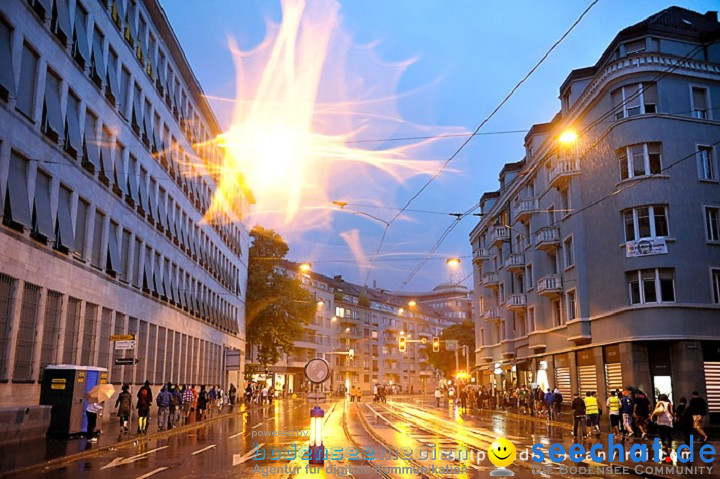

{"left": 604, "top": 344, "right": 623, "bottom": 392}
{"left": 554, "top": 354, "right": 572, "bottom": 398}
{"left": 576, "top": 349, "right": 598, "bottom": 395}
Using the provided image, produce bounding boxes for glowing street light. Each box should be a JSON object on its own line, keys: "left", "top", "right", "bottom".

{"left": 398, "top": 307, "right": 404, "bottom": 315}
{"left": 299, "top": 263, "right": 312, "bottom": 272}
{"left": 558, "top": 130, "right": 578, "bottom": 144}
{"left": 446, "top": 257, "right": 461, "bottom": 268}
{"left": 331, "top": 316, "right": 337, "bottom": 322}
{"left": 408, "top": 300, "right": 417, "bottom": 308}
{"left": 317, "top": 300, "right": 324, "bottom": 308}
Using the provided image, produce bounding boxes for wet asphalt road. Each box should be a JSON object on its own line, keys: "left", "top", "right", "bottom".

{"left": 13, "top": 396, "right": 693, "bottom": 479}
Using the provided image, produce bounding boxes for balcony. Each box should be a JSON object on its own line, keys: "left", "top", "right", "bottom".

{"left": 473, "top": 248, "right": 489, "bottom": 264}
{"left": 504, "top": 253, "right": 525, "bottom": 272}
{"left": 483, "top": 308, "right": 500, "bottom": 322}
{"left": 481, "top": 272, "right": 499, "bottom": 289}
{"left": 537, "top": 274, "right": 563, "bottom": 297}
{"left": 499, "top": 341, "right": 516, "bottom": 358}
{"left": 514, "top": 199, "right": 538, "bottom": 222}
{"left": 490, "top": 226, "right": 510, "bottom": 246}
{"left": 528, "top": 332, "right": 547, "bottom": 352}
{"left": 535, "top": 226, "right": 560, "bottom": 251}
{"left": 506, "top": 294, "right": 526, "bottom": 312}
{"left": 548, "top": 157, "right": 580, "bottom": 189}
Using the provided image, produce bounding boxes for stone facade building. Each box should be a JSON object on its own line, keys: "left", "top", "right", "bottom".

{"left": 0, "top": 0, "right": 251, "bottom": 407}
{"left": 470, "top": 7, "right": 720, "bottom": 410}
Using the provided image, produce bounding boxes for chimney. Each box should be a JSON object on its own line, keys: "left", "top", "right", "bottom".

{"left": 333, "top": 275, "right": 343, "bottom": 282}
{"left": 373, "top": 280, "right": 377, "bottom": 289}
{"left": 706, "top": 11, "right": 718, "bottom": 22}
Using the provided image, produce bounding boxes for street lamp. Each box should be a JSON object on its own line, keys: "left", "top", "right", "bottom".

{"left": 299, "top": 263, "right": 312, "bottom": 272}
{"left": 558, "top": 130, "right": 578, "bottom": 144}
{"left": 408, "top": 300, "right": 417, "bottom": 308}
{"left": 446, "top": 257, "right": 461, "bottom": 268}
{"left": 317, "top": 300, "right": 324, "bottom": 308}
{"left": 331, "top": 316, "right": 337, "bottom": 322}
{"left": 309, "top": 405, "right": 325, "bottom": 465}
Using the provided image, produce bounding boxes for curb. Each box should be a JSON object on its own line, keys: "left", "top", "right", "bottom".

{"left": 0, "top": 407, "right": 250, "bottom": 478}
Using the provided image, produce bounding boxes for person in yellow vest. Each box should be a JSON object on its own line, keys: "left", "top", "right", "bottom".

{"left": 584, "top": 391, "right": 601, "bottom": 436}
{"left": 606, "top": 390, "right": 621, "bottom": 438}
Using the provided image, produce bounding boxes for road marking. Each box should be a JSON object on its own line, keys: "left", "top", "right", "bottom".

{"left": 101, "top": 446, "right": 169, "bottom": 470}
{"left": 191, "top": 444, "right": 216, "bottom": 455}
{"left": 135, "top": 467, "right": 169, "bottom": 479}
{"left": 233, "top": 443, "right": 264, "bottom": 466}
{"left": 228, "top": 431, "right": 244, "bottom": 439}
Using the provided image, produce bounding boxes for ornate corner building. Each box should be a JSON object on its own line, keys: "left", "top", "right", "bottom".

{"left": 470, "top": 7, "right": 720, "bottom": 408}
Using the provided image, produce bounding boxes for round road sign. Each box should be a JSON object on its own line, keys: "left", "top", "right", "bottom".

{"left": 304, "top": 358, "right": 330, "bottom": 384}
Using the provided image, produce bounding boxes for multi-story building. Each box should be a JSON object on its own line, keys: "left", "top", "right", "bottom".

{"left": 0, "top": 0, "right": 251, "bottom": 407}
{"left": 248, "top": 261, "right": 459, "bottom": 394}
{"left": 392, "top": 282, "right": 473, "bottom": 322}
{"left": 470, "top": 7, "right": 720, "bottom": 407}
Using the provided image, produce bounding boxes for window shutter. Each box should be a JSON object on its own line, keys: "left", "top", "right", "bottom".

{"left": 17, "top": 44, "right": 38, "bottom": 118}
{"left": 147, "top": 180, "right": 157, "bottom": 221}
{"left": 106, "top": 53, "right": 120, "bottom": 102}
{"left": 42, "top": 71, "right": 63, "bottom": 140}
{"left": 138, "top": 171, "right": 150, "bottom": 213}
{"left": 99, "top": 128, "right": 114, "bottom": 184}
{"left": 0, "top": 20, "right": 16, "bottom": 101}
{"left": 111, "top": 0, "right": 125, "bottom": 30}
{"left": 131, "top": 87, "right": 142, "bottom": 132}
{"left": 91, "top": 31, "right": 106, "bottom": 87}
{"left": 107, "top": 222, "right": 121, "bottom": 274}
{"left": 142, "top": 250, "right": 153, "bottom": 292}
{"left": 158, "top": 190, "right": 168, "bottom": 229}
{"left": 55, "top": 185, "right": 75, "bottom": 251}
{"left": 72, "top": 7, "right": 90, "bottom": 67}
{"left": 83, "top": 113, "right": 100, "bottom": 171}
{"left": 64, "top": 94, "right": 82, "bottom": 157}
{"left": 52, "top": 0, "right": 72, "bottom": 44}
{"left": 113, "top": 144, "right": 127, "bottom": 194}
{"left": 126, "top": 157, "right": 139, "bottom": 201}
{"left": 142, "top": 102, "right": 153, "bottom": 146}
{"left": 6, "top": 153, "right": 32, "bottom": 228}
{"left": 33, "top": 171, "right": 55, "bottom": 241}
{"left": 162, "top": 262, "right": 171, "bottom": 300}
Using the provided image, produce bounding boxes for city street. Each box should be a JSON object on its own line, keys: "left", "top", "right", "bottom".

{"left": 12, "top": 395, "right": 714, "bottom": 479}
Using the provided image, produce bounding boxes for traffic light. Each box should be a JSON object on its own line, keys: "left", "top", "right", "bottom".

{"left": 432, "top": 337, "right": 440, "bottom": 353}
{"left": 348, "top": 348, "right": 354, "bottom": 360}
{"left": 398, "top": 336, "right": 406, "bottom": 353}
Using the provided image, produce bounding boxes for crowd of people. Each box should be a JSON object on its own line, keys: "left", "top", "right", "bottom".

{"left": 433, "top": 383, "right": 711, "bottom": 451}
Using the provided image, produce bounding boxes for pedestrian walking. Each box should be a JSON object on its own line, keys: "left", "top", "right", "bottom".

{"left": 633, "top": 391, "right": 651, "bottom": 440}
{"left": 689, "top": 390, "right": 709, "bottom": 443}
{"left": 553, "top": 388, "right": 564, "bottom": 418}
{"left": 197, "top": 385, "right": 208, "bottom": 421}
{"left": 182, "top": 385, "right": 194, "bottom": 425}
{"left": 208, "top": 386, "right": 217, "bottom": 418}
{"left": 652, "top": 394, "right": 674, "bottom": 451}
{"left": 115, "top": 384, "right": 132, "bottom": 435}
{"left": 459, "top": 388, "right": 468, "bottom": 413}
{"left": 136, "top": 380, "right": 153, "bottom": 435}
{"left": 156, "top": 385, "right": 171, "bottom": 431}
{"left": 434, "top": 387, "right": 442, "bottom": 407}
{"left": 607, "top": 390, "right": 621, "bottom": 437}
{"left": 620, "top": 390, "right": 635, "bottom": 438}
{"left": 261, "top": 385, "right": 268, "bottom": 404}
{"left": 674, "top": 397, "right": 692, "bottom": 444}
{"left": 85, "top": 401, "right": 103, "bottom": 442}
{"left": 571, "top": 392, "right": 586, "bottom": 439}
{"left": 229, "top": 384, "right": 237, "bottom": 407}
{"left": 170, "top": 384, "right": 182, "bottom": 428}
{"left": 544, "top": 389, "right": 555, "bottom": 422}
{"left": 584, "top": 391, "right": 600, "bottom": 436}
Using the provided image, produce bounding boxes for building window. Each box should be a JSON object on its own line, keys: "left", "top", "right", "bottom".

{"left": 16, "top": 42, "right": 39, "bottom": 120}
{"left": 41, "top": 70, "right": 63, "bottom": 142}
{"left": 0, "top": 18, "right": 16, "bottom": 103}
{"left": 617, "top": 143, "right": 662, "bottom": 180}
{"left": 697, "top": 146, "right": 717, "bottom": 181}
{"left": 31, "top": 170, "right": 55, "bottom": 243}
{"left": 563, "top": 236, "right": 575, "bottom": 269}
{"left": 624, "top": 38, "right": 646, "bottom": 55}
{"left": 14, "top": 283, "right": 41, "bottom": 381}
{"left": 612, "top": 82, "right": 657, "bottom": 120}
{"left": 4, "top": 152, "right": 32, "bottom": 230}
{"left": 627, "top": 269, "right": 675, "bottom": 304}
{"left": 64, "top": 91, "right": 82, "bottom": 158}
{"left": 74, "top": 198, "right": 89, "bottom": 259}
{"left": 712, "top": 269, "right": 720, "bottom": 304}
{"left": 623, "top": 205, "right": 668, "bottom": 241}
{"left": 528, "top": 306, "right": 535, "bottom": 333}
{"left": 552, "top": 299, "right": 563, "bottom": 327}
{"left": 90, "top": 209, "right": 105, "bottom": 268}
{"left": 706, "top": 207, "right": 720, "bottom": 242}
{"left": 72, "top": 3, "right": 90, "bottom": 67}
{"left": 691, "top": 86, "right": 710, "bottom": 119}
{"left": 567, "top": 290, "right": 577, "bottom": 321}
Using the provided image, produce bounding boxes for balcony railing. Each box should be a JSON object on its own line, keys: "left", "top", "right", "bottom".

{"left": 490, "top": 226, "right": 510, "bottom": 246}
{"left": 548, "top": 157, "right": 580, "bottom": 188}
{"left": 535, "top": 226, "right": 560, "bottom": 251}
{"left": 537, "top": 274, "right": 563, "bottom": 296}
{"left": 514, "top": 198, "right": 538, "bottom": 221}
{"left": 484, "top": 308, "right": 500, "bottom": 321}
{"left": 504, "top": 253, "right": 525, "bottom": 272}
{"left": 481, "top": 271, "right": 499, "bottom": 288}
{"left": 473, "top": 248, "right": 489, "bottom": 263}
{"left": 506, "top": 294, "right": 527, "bottom": 311}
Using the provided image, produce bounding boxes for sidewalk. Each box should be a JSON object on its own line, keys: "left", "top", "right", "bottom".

{"left": 461, "top": 405, "right": 720, "bottom": 479}
{"left": 0, "top": 400, "right": 271, "bottom": 478}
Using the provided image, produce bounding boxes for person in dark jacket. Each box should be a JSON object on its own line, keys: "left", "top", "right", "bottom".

{"left": 197, "top": 385, "right": 208, "bottom": 421}
{"left": 571, "top": 392, "right": 586, "bottom": 438}
{"left": 115, "top": 384, "right": 132, "bottom": 435}
{"left": 169, "top": 384, "right": 182, "bottom": 429}
{"left": 156, "top": 386, "right": 172, "bottom": 431}
{"left": 136, "top": 380, "right": 153, "bottom": 435}
{"left": 689, "top": 391, "right": 709, "bottom": 443}
{"left": 674, "top": 397, "right": 693, "bottom": 444}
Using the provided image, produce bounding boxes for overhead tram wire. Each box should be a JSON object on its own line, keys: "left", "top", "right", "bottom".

{"left": 361, "top": 0, "right": 601, "bottom": 287}
{"left": 393, "top": 37, "right": 720, "bottom": 290}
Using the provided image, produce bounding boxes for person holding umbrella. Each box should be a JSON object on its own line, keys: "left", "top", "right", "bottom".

{"left": 85, "top": 383, "right": 115, "bottom": 443}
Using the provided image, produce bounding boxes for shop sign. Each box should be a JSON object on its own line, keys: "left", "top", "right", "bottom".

{"left": 625, "top": 237, "right": 667, "bottom": 257}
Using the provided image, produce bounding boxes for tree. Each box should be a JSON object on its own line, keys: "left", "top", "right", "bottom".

{"left": 423, "top": 319, "right": 475, "bottom": 376}
{"left": 246, "top": 226, "right": 316, "bottom": 367}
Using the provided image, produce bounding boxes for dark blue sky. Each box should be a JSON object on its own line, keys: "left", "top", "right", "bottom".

{"left": 161, "top": 0, "right": 717, "bottom": 291}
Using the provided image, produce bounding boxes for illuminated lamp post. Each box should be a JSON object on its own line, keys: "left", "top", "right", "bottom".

{"left": 309, "top": 405, "right": 325, "bottom": 465}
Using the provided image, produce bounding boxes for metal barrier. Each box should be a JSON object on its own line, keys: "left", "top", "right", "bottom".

{"left": 0, "top": 406, "right": 51, "bottom": 444}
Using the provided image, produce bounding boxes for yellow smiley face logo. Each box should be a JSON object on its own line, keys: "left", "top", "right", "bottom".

{"left": 488, "top": 437, "right": 516, "bottom": 468}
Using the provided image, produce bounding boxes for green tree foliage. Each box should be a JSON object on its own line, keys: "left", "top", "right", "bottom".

{"left": 246, "top": 226, "right": 316, "bottom": 366}
{"left": 423, "top": 319, "right": 475, "bottom": 375}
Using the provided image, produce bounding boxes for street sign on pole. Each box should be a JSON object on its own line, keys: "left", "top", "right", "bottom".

{"left": 445, "top": 340, "right": 458, "bottom": 351}
{"left": 114, "top": 340, "right": 136, "bottom": 350}
{"left": 110, "top": 334, "right": 135, "bottom": 341}
{"left": 114, "top": 358, "right": 139, "bottom": 365}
